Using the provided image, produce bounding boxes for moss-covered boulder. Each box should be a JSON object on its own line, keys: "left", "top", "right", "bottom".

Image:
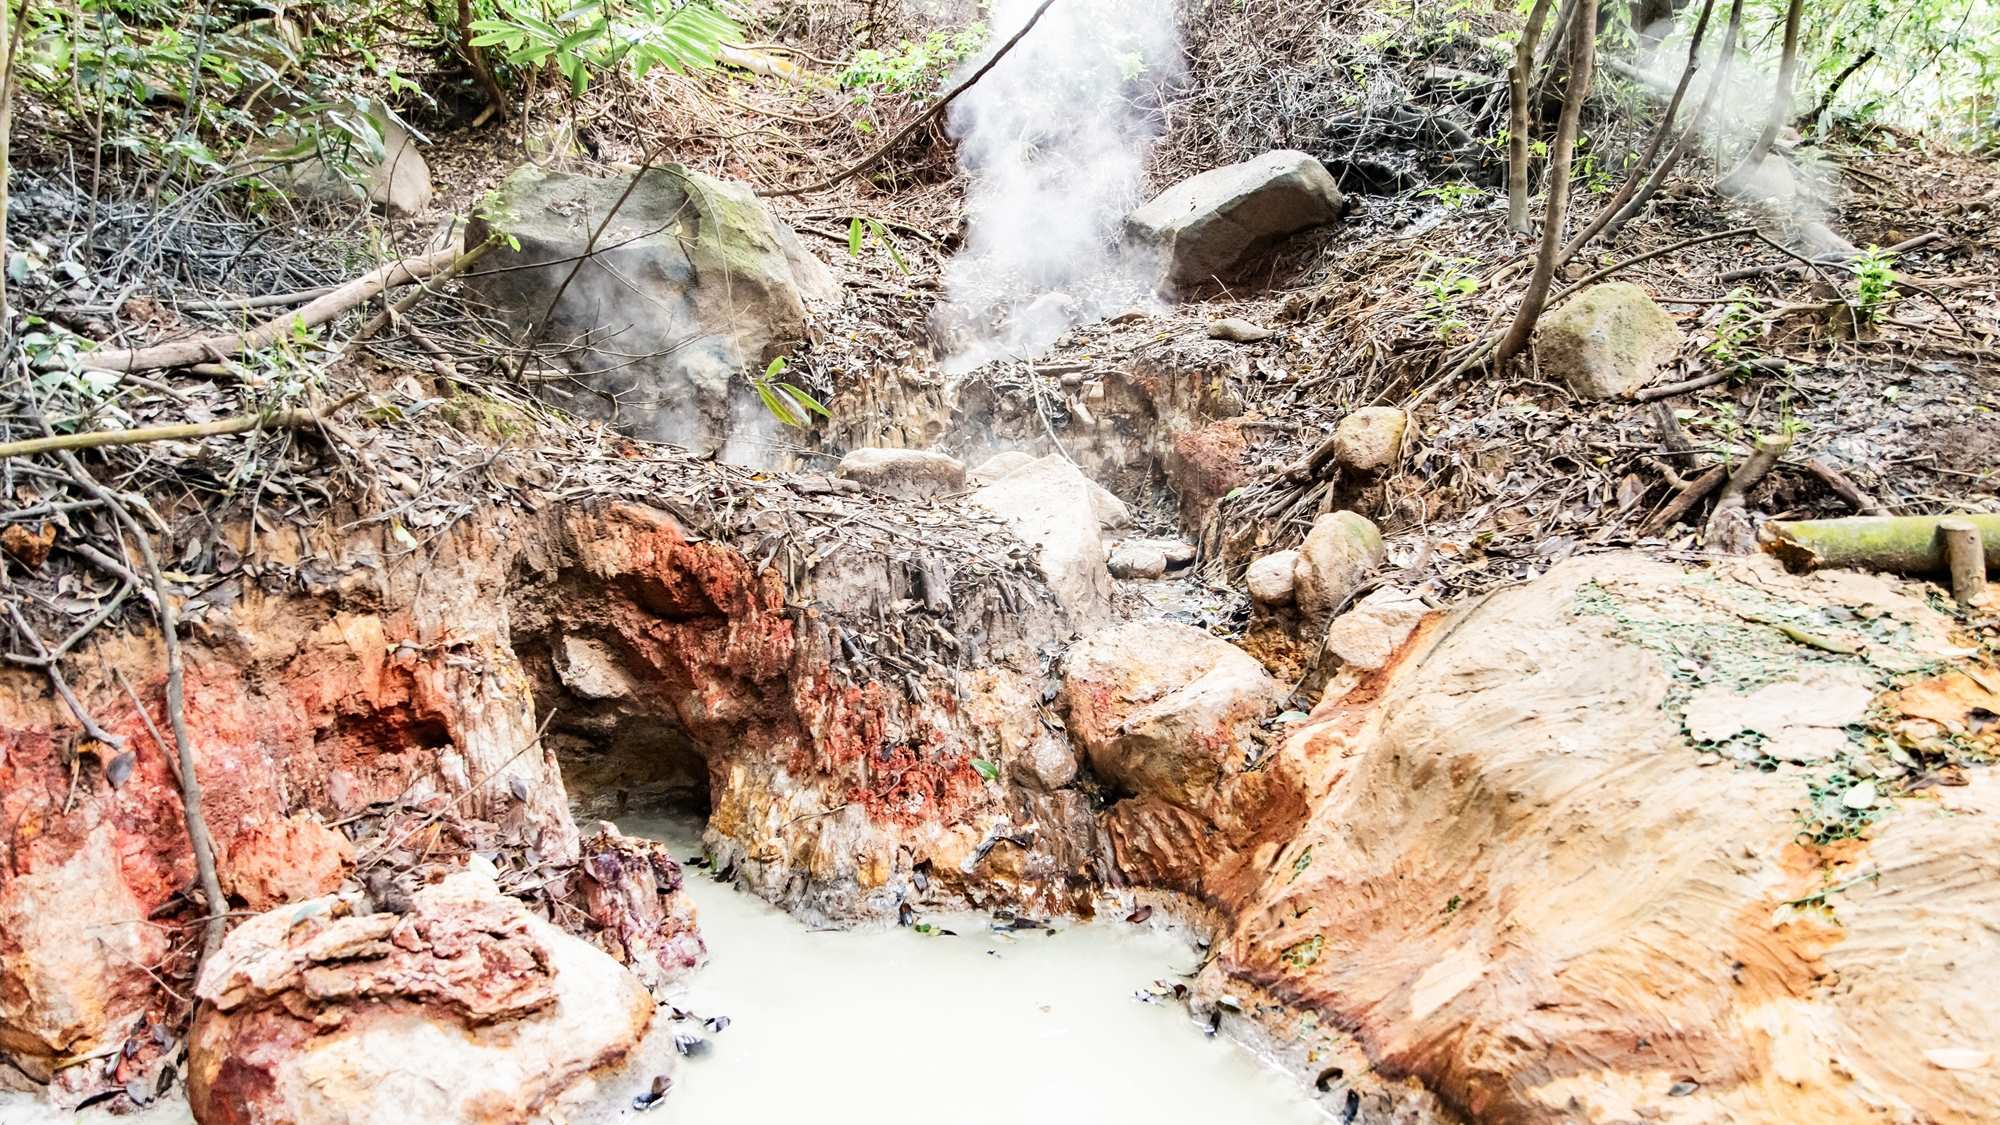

{"left": 1293, "top": 510, "right": 1384, "bottom": 629}
{"left": 465, "top": 164, "right": 839, "bottom": 455}
{"left": 1533, "top": 281, "right": 1683, "bottom": 400}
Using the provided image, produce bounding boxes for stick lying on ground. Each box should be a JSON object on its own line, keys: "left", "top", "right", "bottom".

{"left": 0, "top": 390, "right": 364, "bottom": 459}
{"left": 1764, "top": 514, "right": 2000, "bottom": 577}
{"left": 42, "top": 245, "right": 462, "bottom": 373}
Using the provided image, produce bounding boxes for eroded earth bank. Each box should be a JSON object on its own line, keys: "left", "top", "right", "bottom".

{"left": 4, "top": 0, "right": 2000, "bottom": 1122}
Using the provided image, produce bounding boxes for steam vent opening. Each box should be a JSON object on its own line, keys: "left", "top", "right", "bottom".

{"left": 526, "top": 631, "right": 715, "bottom": 827}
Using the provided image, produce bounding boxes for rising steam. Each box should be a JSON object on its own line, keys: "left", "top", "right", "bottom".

{"left": 938, "top": 0, "right": 1182, "bottom": 372}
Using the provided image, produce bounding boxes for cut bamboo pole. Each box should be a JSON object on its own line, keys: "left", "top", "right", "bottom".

{"left": 1764, "top": 514, "right": 2000, "bottom": 576}
{"left": 1939, "top": 518, "right": 1989, "bottom": 607}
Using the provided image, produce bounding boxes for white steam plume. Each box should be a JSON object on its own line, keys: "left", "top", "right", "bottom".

{"left": 938, "top": 0, "right": 1182, "bottom": 372}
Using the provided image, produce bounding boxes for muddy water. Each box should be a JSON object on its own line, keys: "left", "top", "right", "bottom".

{"left": 0, "top": 816, "right": 1332, "bottom": 1124}
{"left": 621, "top": 813, "right": 1334, "bottom": 1124}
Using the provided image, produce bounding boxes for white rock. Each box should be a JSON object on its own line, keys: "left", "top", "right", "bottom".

{"left": 1334, "top": 407, "right": 1408, "bottom": 473}
{"left": 1109, "top": 544, "right": 1170, "bottom": 580}
{"left": 1323, "top": 587, "right": 1428, "bottom": 671}
{"left": 971, "top": 455, "right": 1113, "bottom": 626}
{"left": 1246, "top": 549, "right": 1301, "bottom": 606}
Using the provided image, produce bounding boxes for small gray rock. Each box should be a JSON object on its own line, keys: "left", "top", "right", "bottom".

{"left": 835, "top": 448, "right": 967, "bottom": 500}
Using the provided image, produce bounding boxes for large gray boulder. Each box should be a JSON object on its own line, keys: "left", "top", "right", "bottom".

{"left": 1126, "top": 151, "right": 1345, "bottom": 287}
{"left": 466, "top": 165, "right": 840, "bottom": 454}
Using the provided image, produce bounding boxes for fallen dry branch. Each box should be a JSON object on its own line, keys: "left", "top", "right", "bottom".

{"left": 51, "top": 246, "right": 461, "bottom": 373}
{"left": 353, "top": 236, "right": 499, "bottom": 343}
{"left": 1806, "top": 458, "right": 1890, "bottom": 516}
{"left": 1765, "top": 514, "right": 2000, "bottom": 577}
{"left": 1706, "top": 432, "right": 1791, "bottom": 553}
{"left": 0, "top": 390, "right": 363, "bottom": 459}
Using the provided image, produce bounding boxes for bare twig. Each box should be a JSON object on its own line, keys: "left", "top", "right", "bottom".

{"left": 754, "top": 0, "right": 1058, "bottom": 199}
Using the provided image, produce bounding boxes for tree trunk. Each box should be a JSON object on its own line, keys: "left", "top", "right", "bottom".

{"left": 1605, "top": 0, "right": 1745, "bottom": 238}
{"left": 1495, "top": 0, "right": 1599, "bottom": 369}
{"left": 0, "top": 0, "right": 26, "bottom": 319}
{"left": 1766, "top": 515, "right": 2000, "bottom": 576}
{"left": 1508, "top": 0, "right": 1558, "bottom": 234}
{"left": 1557, "top": 0, "right": 1716, "bottom": 265}
{"left": 1718, "top": 0, "right": 1803, "bottom": 190}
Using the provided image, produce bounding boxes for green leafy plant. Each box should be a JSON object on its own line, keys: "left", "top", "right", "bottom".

{"left": 846, "top": 216, "right": 910, "bottom": 273}
{"left": 1851, "top": 245, "right": 1899, "bottom": 322}
{"left": 836, "top": 23, "right": 988, "bottom": 99}
{"left": 1416, "top": 255, "right": 1480, "bottom": 342}
{"left": 1705, "top": 288, "right": 1765, "bottom": 379}
{"left": 751, "top": 357, "right": 830, "bottom": 428}
{"left": 470, "top": 0, "right": 738, "bottom": 94}
{"left": 1417, "top": 180, "right": 1482, "bottom": 209}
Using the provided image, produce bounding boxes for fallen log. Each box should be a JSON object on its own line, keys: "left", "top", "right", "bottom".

{"left": 1763, "top": 514, "right": 2000, "bottom": 576}
{"left": 0, "top": 390, "right": 364, "bottom": 460}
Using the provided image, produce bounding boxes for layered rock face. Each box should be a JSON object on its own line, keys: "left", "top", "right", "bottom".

{"left": 1177, "top": 554, "right": 2000, "bottom": 1122}
{"left": 465, "top": 164, "right": 840, "bottom": 455}
{"left": 0, "top": 459, "right": 1102, "bottom": 1104}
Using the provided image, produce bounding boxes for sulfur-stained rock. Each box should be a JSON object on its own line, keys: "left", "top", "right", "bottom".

{"left": 1333, "top": 406, "right": 1408, "bottom": 473}
{"left": 1292, "top": 511, "right": 1384, "bottom": 628}
{"left": 189, "top": 870, "right": 654, "bottom": 1125}
{"left": 1246, "top": 549, "right": 1300, "bottom": 607}
{"left": 1060, "top": 621, "right": 1283, "bottom": 809}
{"left": 555, "top": 635, "right": 635, "bottom": 702}
{"left": 1196, "top": 553, "right": 2000, "bottom": 1124}
{"left": 835, "top": 447, "right": 967, "bottom": 500}
{"left": 971, "top": 455, "right": 1113, "bottom": 626}
{"left": 219, "top": 813, "right": 355, "bottom": 911}
{"left": 571, "top": 827, "right": 704, "bottom": 990}
{"left": 1127, "top": 151, "right": 1345, "bottom": 286}
{"left": 0, "top": 823, "right": 168, "bottom": 1077}
{"left": 1534, "top": 281, "right": 1683, "bottom": 400}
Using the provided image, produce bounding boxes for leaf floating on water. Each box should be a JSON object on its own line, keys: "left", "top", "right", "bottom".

{"left": 672, "top": 1033, "right": 709, "bottom": 1057}
{"left": 1126, "top": 905, "right": 1153, "bottom": 924}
